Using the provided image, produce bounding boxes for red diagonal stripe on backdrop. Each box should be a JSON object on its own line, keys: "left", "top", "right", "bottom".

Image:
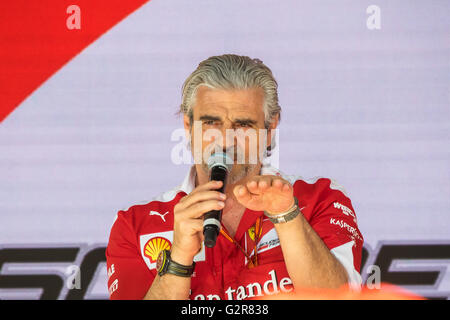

{"left": 0, "top": 0, "right": 150, "bottom": 122}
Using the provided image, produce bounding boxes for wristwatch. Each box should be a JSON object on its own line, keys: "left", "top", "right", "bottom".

{"left": 264, "top": 197, "right": 301, "bottom": 224}
{"left": 156, "top": 249, "right": 196, "bottom": 277}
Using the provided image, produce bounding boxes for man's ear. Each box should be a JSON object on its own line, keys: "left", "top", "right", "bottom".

{"left": 267, "top": 114, "right": 279, "bottom": 149}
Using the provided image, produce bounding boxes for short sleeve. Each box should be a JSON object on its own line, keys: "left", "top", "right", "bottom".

{"left": 106, "top": 210, "right": 155, "bottom": 299}
{"left": 299, "top": 179, "right": 364, "bottom": 287}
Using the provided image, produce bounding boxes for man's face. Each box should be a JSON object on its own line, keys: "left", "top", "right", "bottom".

{"left": 184, "top": 85, "right": 276, "bottom": 185}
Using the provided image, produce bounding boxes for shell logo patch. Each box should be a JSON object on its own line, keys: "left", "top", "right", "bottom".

{"left": 144, "top": 236, "right": 171, "bottom": 263}
{"left": 139, "top": 231, "right": 205, "bottom": 270}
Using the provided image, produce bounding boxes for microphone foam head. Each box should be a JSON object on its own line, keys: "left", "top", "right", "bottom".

{"left": 207, "top": 152, "right": 233, "bottom": 172}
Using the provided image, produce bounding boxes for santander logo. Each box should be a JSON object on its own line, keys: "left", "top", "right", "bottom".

{"left": 192, "top": 269, "right": 293, "bottom": 300}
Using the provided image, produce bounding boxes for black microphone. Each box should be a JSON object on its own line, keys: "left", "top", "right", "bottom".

{"left": 203, "top": 152, "right": 233, "bottom": 248}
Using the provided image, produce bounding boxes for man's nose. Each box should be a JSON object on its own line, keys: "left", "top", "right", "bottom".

{"left": 222, "top": 124, "right": 239, "bottom": 151}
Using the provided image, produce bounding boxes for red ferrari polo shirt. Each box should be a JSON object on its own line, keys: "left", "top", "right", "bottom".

{"left": 106, "top": 164, "right": 363, "bottom": 300}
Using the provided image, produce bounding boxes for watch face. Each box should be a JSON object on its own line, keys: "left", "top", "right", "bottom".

{"left": 156, "top": 250, "right": 166, "bottom": 273}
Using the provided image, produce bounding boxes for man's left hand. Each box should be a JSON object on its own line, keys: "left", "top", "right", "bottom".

{"left": 233, "top": 175, "right": 295, "bottom": 215}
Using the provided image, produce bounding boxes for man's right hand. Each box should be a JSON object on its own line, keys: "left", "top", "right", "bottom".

{"left": 171, "top": 180, "right": 226, "bottom": 265}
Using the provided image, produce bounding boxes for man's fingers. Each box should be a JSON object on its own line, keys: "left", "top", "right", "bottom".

{"left": 282, "top": 181, "right": 292, "bottom": 193}
{"left": 180, "top": 199, "right": 225, "bottom": 219}
{"left": 177, "top": 190, "right": 226, "bottom": 210}
{"left": 271, "top": 178, "right": 283, "bottom": 189}
{"left": 246, "top": 180, "right": 260, "bottom": 195}
{"left": 246, "top": 176, "right": 274, "bottom": 194}
{"left": 257, "top": 176, "right": 273, "bottom": 191}
{"left": 189, "top": 180, "right": 223, "bottom": 195}
{"left": 177, "top": 218, "right": 204, "bottom": 236}
{"left": 233, "top": 185, "right": 253, "bottom": 204}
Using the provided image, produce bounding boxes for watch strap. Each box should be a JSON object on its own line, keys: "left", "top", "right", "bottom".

{"left": 166, "top": 258, "right": 196, "bottom": 277}
{"left": 157, "top": 250, "right": 195, "bottom": 277}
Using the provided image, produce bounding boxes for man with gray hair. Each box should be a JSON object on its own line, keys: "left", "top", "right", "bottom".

{"left": 106, "top": 54, "right": 364, "bottom": 300}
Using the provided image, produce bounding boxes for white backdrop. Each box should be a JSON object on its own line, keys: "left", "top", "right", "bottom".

{"left": 0, "top": 0, "right": 449, "bottom": 299}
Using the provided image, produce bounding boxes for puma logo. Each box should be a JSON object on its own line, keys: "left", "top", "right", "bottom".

{"left": 149, "top": 210, "right": 169, "bottom": 222}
